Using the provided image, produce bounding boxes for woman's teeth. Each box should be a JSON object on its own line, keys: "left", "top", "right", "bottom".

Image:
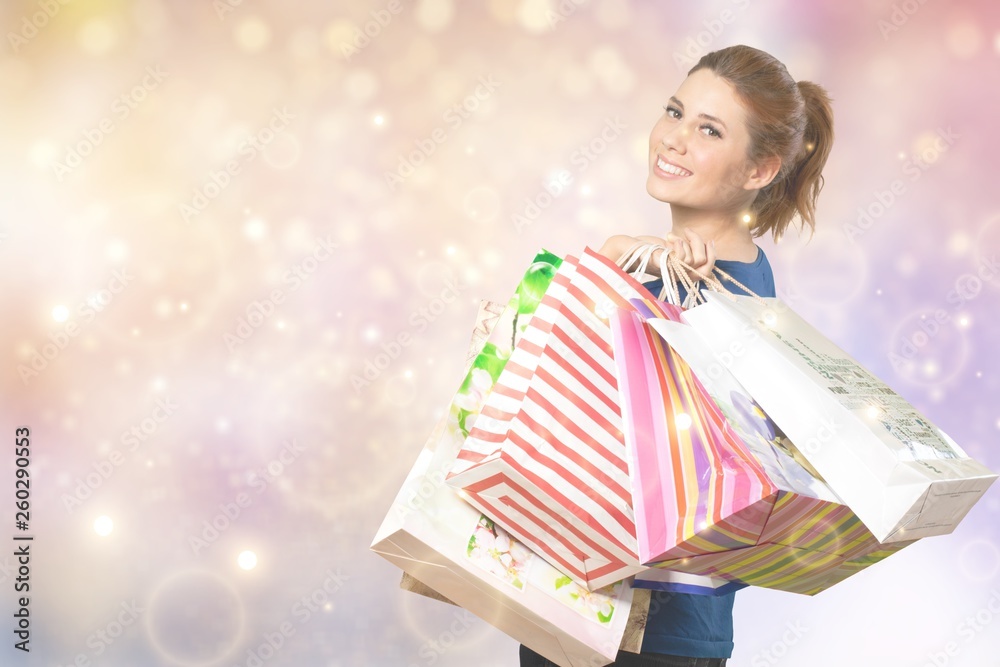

{"left": 657, "top": 158, "right": 691, "bottom": 176}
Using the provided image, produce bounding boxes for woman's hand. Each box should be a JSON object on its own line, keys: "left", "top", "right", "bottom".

{"left": 597, "top": 230, "right": 716, "bottom": 283}
{"left": 658, "top": 228, "right": 716, "bottom": 282}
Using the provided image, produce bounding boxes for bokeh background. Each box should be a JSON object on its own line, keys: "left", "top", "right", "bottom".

{"left": 1, "top": 0, "right": 999, "bottom": 665}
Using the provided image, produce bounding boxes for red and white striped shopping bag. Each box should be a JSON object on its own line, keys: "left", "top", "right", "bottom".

{"left": 446, "top": 247, "right": 663, "bottom": 591}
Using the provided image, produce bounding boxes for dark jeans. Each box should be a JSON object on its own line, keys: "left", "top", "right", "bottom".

{"left": 519, "top": 644, "right": 727, "bottom": 666}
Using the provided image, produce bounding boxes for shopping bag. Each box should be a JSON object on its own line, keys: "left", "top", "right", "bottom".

{"left": 677, "top": 290, "right": 997, "bottom": 544}
{"left": 372, "top": 414, "right": 640, "bottom": 667}
{"left": 447, "top": 247, "right": 672, "bottom": 591}
{"left": 614, "top": 305, "right": 883, "bottom": 594}
{"left": 373, "top": 252, "right": 647, "bottom": 666}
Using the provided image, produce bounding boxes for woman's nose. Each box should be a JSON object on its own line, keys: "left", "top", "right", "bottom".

{"left": 661, "top": 124, "right": 689, "bottom": 153}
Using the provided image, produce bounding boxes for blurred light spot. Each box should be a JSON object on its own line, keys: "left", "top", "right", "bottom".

{"left": 416, "top": 0, "right": 454, "bottom": 31}
{"left": 481, "top": 250, "right": 501, "bottom": 268}
{"left": 675, "top": 413, "right": 692, "bottom": 430}
{"left": 216, "top": 418, "right": 230, "bottom": 433}
{"left": 516, "top": 0, "right": 559, "bottom": 33}
{"left": 78, "top": 17, "right": 118, "bottom": 55}
{"left": 106, "top": 238, "right": 129, "bottom": 261}
{"left": 52, "top": 305, "right": 69, "bottom": 322}
{"left": 324, "top": 20, "right": 355, "bottom": 54}
{"left": 762, "top": 311, "right": 778, "bottom": 328}
{"left": 344, "top": 69, "right": 379, "bottom": 102}
{"left": 946, "top": 22, "right": 982, "bottom": 58}
{"left": 876, "top": 289, "right": 883, "bottom": 296}
{"left": 363, "top": 326, "right": 380, "bottom": 342}
{"left": 368, "top": 267, "right": 397, "bottom": 298}
{"left": 374, "top": 114, "right": 384, "bottom": 125}
{"left": 151, "top": 376, "right": 166, "bottom": 391}
{"left": 235, "top": 16, "right": 271, "bottom": 52}
{"left": 276, "top": 320, "right": 286, "bottom": 330}
{"left": 155, "top": 298, "right": 173, "bottom": 318}
{"left": 995, "top": 32, "right": 1000, "bottom": 54}
{"left": 244, "top": 217, "right": 267, "bottom": 240}
{"left": 912, "top": 131, "right": 947, "bottom": 166}
{"left": 742, "top": 214, "right": 752, "bottom": 224}
{"left": 958, "top": 315, "right": 970, "bottom": 328}
{"left": 238, "top": 550, "right": 258, "bottom": 570}
{"left": 94, "top": 515, "right": 114, "bottom": 536}
{"left": 867, "top": 405, "right": 882, "bottom": 418}
{"left": 948, "top": 232, "right": 971, "bottom": 254}
{"left": 30, "top": 141, "right": 58, "bottom": 169}
{"left": 922, "top": 361, "right": 938, "bottom": 377}
{"left": 446, "top": 245, "right": 456, "bottom": 255}
{"left": 179, "top": 302, "right": 189, "bottom": 312}
{"left": 589, "top": 46, "right": 634, "bottom": 96}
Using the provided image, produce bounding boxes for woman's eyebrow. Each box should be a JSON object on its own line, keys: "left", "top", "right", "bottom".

{"left": 669, "top": 96, "right": 728, "bottom": 130}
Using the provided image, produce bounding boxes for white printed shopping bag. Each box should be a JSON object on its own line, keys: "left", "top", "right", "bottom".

{"left": 678, "top": 291, "right": 997, "bottom": 543}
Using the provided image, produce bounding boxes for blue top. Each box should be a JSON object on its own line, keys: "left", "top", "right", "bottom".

{"left": 638, "top": 244, "right": 776, "bottom": 659}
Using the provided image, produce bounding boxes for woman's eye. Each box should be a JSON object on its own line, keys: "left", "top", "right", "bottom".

{"left": 701, "top": 124, "right": 722, "bottom": 138}
{"left": 663, "top": 105, "right": 681, "bottom": 119}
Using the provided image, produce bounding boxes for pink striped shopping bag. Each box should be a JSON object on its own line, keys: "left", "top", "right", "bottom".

{"left": 446, "top": 247, "right": 663, "bottom": 591}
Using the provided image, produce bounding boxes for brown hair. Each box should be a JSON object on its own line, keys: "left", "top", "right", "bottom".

{"left": 689, "top": 45, "right": 834, "bottom": 241}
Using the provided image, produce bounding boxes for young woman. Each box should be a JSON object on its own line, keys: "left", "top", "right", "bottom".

{"left": 519, "top": 44, "right": 834, "bottom": 666}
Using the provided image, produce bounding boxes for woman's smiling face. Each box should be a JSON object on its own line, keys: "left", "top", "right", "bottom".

{"left": 647, "top": 68, "right": 761, "bottom": 211}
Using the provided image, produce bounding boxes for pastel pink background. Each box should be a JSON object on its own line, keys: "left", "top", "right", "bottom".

{"left": 2, "top": 0, "right": 998, "bottom": 665}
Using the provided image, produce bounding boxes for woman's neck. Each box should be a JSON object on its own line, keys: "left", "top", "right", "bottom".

{"left": 667, "top": 206, "right": 759, "bottom": 262}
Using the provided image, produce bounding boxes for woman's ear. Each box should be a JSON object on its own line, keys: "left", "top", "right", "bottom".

{"left": 744, "top": 155, "right": 782, "bottom": 190}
